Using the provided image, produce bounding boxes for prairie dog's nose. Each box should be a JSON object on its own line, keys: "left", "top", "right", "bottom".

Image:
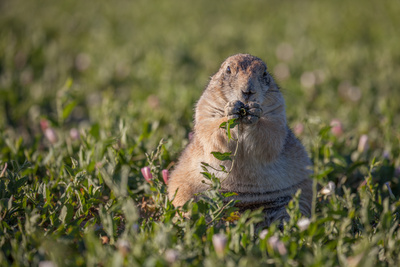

{"left": 241, "top": 79, "right": 255, "bottom": 92}
{"left": 241, "top": 84, "right": 256, "bottom": 96}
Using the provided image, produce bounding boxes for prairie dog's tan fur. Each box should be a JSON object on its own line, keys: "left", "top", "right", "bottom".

{"left": 168, "top": 54, "right": 312, "bottom": 224}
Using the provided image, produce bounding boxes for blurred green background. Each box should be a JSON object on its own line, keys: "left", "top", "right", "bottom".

{"left": 1, "top": 0, "right": 400, "bottom": 157}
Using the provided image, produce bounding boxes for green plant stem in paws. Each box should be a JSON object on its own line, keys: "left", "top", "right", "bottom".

{"left": 214, "top": 118, "right": 240, "bottom": 184}
{"left": 219, "top": 118, "right": 239, "bottom": 141}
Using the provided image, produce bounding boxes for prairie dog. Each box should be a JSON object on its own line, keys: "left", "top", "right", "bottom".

{"left": 168, "top": 54, "right": 312, "bottom": 224}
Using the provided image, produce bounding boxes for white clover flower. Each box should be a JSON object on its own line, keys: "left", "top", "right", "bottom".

{"left": 39, "top": 261, "right": 56, "bottom": 267}
{"left": 44, "top": 128, "right": 58, "bottom": 144}
{"left": 212, "top": 233, "right": 227, "bottom": 256}
{"left": 297, "top": 218, "right": 311, "bottom": 231}
{"left": 268, "top": 236, "right": 287, "bottom": 255}
{"left": 117, "top": 239, "right": 131, "bottom": 256}
{"left": 259, "top": 229, "right": 269, "bottom": 240}
{"left": 165, "top": 249, "right": 179, "bottom": 263}
{"left": 70, "top": 128, "right": 80, "bottom": 140}
{"left": 357, "top": 134, "right": 369, "bottom": 153}
{"left": 321, "top": 181, "right": 336, "bottom": 195}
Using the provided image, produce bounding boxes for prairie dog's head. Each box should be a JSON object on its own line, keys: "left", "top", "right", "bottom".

{"left": 210, "top": 54, "right": 283, "bottom": 111}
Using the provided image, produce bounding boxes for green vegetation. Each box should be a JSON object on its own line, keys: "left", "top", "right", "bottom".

{"left": 1, "top": 0, "right": 400, "bottom": 265}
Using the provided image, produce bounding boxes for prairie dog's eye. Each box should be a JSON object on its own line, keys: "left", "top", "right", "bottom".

{"left": 226, "top": 66, "right": 231, "bottom": 74}
{"left": 263, "top": 70, "right": 268, "bottom": 77}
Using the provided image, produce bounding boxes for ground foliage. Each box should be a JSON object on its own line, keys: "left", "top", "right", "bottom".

{"left": 1, "top": 0, "right": 400, "bottom": 266}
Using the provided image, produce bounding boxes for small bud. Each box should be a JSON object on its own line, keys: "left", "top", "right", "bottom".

{"left": 40, "top": 119, "right": 49, "bottom": 131}
{"left": 293, "top": 123, "right": 304, "bottom": 136}
{"left": 268, "top": 236, "right": 287, "bottom": 255}
{"left": 212, "top": 233, "right": 227, "bottom": 257}
{"left": 357, "top": 134, "right": 369, "bottom": 153}
{"left": 44, "top": 128, "right": 58, "bottom": 144}
{"left": 95, "top": 162, "right": 103, "bottom": 170}
{"left": 320, "top": 181, "right": 336, "bottom": 195}
{"left": 297, "top": 218, "right": 311, "bottom": 231}
{"left": 70, "top": 128, "right": 80, "bottom": 140}
{"left": 162, "top": 169, "right": 169, "bottom": 184}
{"left": 165, "top": 249, "right": 179, "bottom": 263}
{"left": 116, "top": 239, "right": 131, "bottom": 256}
{"left": 330, "top": 119, "right": 343, "bottom": 137}
{"left": 141, "top": 167, "right": 153, "bottom": 182}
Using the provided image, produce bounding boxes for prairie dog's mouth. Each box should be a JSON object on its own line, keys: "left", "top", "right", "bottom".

{"left": 239, "top": 107, "right": 247, "bottom": 116}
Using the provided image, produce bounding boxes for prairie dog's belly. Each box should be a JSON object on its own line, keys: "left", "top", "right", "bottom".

{"left": 200, "top": 152, "right": 308, "bottom": 193}
{"left": 221, "top": 178, "right": 309, "bottom": 206}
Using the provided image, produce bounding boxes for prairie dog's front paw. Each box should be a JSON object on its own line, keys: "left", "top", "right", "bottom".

{"left": 247, "top": 102, "right": 262, "bottom": 117}
{"left": 242, "top": 102, "right": 262, "bottom": 124}
{"left": 224, "top": 100, "right": 245, "bottom": 120}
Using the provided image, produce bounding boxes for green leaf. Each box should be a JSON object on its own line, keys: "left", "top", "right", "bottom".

{"left": 15, "top": 176, "right": 28, "bottom": 189}
{"left": 314, "top": 166, "right": 334, "bottom": 180}
{"left": 89, "top": 123, "right": 100, "bottom": 139}
{"left": 59, "top": 203, "right": 74, "bottom": 224}
{"left": 211, "top": 151, "right": 232, "bottom": 161}
{"left": 71, "top": 157, "right": 78, "bottom": 169}
{"left": 64, "top": 77, "right": 73, "bottom": 89}
{"left": 62, "top": 101, "right": 77, "bottom": 120}
{"left": 220, "top": 118, "right": 239, "bottom": 140}
{"left": 201, "top": 172, "right": 212, "bottom": 180}
{"left": 201, "top": 162, "right": 211, "bottom": 167}
{"left": 318, "top": 125, "right": 332, "bottom": 139}
{"left": 222, "top": 192, "right": 238, "bottom": 198}
{"left": 219, "top": 165, "right": 227, "bottom": 172}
